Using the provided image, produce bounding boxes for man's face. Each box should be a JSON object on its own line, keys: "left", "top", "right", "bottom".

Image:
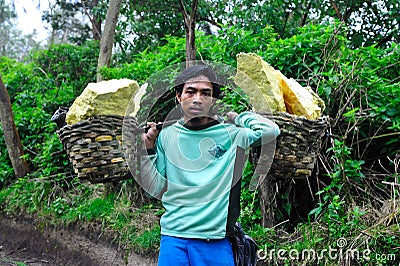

{"left": 176, "top": 75, "right": 215, "bottom": 121}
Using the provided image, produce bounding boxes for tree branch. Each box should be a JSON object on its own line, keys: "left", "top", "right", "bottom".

{"left": 190, "top": 0, "right": 199, "bottom": 25}
{"left": 330, "top": 0, "right": 342, "bottom": 20}
{"left": 179, "top": 0, "right": 189, "bottom": 28}
{"left": 300, "top": 1, "right": 312, "bottom": 27}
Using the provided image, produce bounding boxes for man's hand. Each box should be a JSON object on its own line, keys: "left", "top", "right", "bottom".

{"left": 226, "top": 111, "right": 238, "bottom": 123}
{"left": 141, "top": 122, "right": 160, "bottom": 149}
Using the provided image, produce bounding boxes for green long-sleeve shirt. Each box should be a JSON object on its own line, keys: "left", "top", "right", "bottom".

{"left": 140, "top": 112, "right": 280, "bottom": 239}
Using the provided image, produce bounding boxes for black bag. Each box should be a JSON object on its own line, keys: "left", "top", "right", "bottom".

{"left": 230, "top": 222, "right": 258, "bottom": 266}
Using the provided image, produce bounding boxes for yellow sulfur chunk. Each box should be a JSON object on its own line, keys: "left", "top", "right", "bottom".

{"left": 279, "top": 77, "right": 325, "bottom": 120}
{"left": 235, "top": 53, "right": 325, "bottom": 119}
{"left": 66, "top": 79, "right": 139, "bottom": 125}
{"left": 234, "top": 53, "right": 286, "bottom": 113}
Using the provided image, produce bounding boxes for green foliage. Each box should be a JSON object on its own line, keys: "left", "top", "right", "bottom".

{"left": 118, "top": 0, "right": 400, "bottom": 56}
{"left": 238, "top": 162, "right": 262, "bottom": 230}
{"left": 299, "top": 140, "right": 398, "bottom": 265}
{"left": 323, "top": 42, "right": 400, "bottom": 161}
{"left": 261, "top": 21, "right": 349, "bottom": 90}
{"left": 354, "top": 44, "right": 400, "bottom": 158}
{"left": 197, "top": 26, "right": 278, "bottom": 66}
{"left": 0, "top": 41, "right": 99, "bottom": 184}
{"left": 216, "top": 86, "right": 251, "bottom": 115}
{"left": 131, "top": 224, "right": 161, "bottom": 255}
{"left": 120, "top": 1, "right": 185, "bottom": 56}
{"left": 31, "top": 41, "right": 99, "bottom": 100}
{"left": 310, "top": 140, "right": 365, "bottom": 222}
{"left": 0, "top": 258, "right": 26, "bottom": 266}
{"left": 101, "top": 36, "right": 186, "bottom": 83}
{"left": 65, "top": 194, "right": 116, "bottom": 221}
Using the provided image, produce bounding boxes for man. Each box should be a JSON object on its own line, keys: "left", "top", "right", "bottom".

{"left": 140, "top": 65, "right": 280, "bottom": 265}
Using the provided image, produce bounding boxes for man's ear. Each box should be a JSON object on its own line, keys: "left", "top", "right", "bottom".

{"left": 176, "top": 92, "right": 181, "bottom": 103}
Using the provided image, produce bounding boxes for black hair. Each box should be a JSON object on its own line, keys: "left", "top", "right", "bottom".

{"left": 174, "top": 65, "right": 221, "bottom": 99}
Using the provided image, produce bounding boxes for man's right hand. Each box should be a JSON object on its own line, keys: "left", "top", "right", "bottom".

{"left": 226, "top": 111, "right": 238, "bottom": 123}
{"left": 141, "top": 122, "right": 160, "bottom": 149}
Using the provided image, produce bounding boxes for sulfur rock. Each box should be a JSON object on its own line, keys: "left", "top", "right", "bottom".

{"left": 128, "top": 83, "right": 148, "bottom": 117}
{"left": 66, "top": 79, "right": 139, "bottom": 125}
{"left": 279, "top": 77, "right": 326, "bottom": 120}
{"left": 234, "top": 53, "right": 286, "bottom": 113}
{"left": 235, "top": 53, "right": 325, "bottom": 120}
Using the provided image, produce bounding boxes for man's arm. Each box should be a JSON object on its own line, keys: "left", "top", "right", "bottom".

{"left": 139, "top": 123, "right": 167, "bottom": 199}
{"left": 233, "top": 111, "right": 280, "bottom": 148}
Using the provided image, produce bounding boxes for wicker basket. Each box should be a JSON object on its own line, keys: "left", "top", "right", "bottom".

{"left": 255, "top": 112, "right": 330, "bottom": 227}
{"left": 274, "top": 112, "right": 329, "bottom": 179}
{"left": 254, "top": 112, "right": 330, "bottom": 180}
{"left": 57, "top": 115, "right": 138, "bottom": 183}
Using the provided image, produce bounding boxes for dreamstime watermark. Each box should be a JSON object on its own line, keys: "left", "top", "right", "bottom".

{"left": 257, "top": 238, "right": 397, "bottom": 263}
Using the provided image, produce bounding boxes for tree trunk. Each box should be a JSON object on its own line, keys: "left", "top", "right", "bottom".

{"left": 179, "top": 0, "right": 198, "bottom": 67}
{"left": 0, "top": 77, "right": 30, "bottom": 178}
{"left": 185, "top": 19, "right": 197, "bottom": 67}
{"left": 96, "top": 0, "right": 122, "bottom": 82}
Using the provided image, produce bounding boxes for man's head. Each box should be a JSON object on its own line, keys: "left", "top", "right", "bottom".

{"left": 174, "top": 65, "right": 220, "bottom": 123}
{"left": 174, "top": 65, "right": 220, "bottom": 99}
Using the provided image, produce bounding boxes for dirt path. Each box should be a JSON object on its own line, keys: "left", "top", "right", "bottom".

{"left": 0, "top": 217, "right": 157, "bottom": 266}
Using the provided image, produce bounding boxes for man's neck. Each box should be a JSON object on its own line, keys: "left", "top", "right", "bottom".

{"left": 181, "top": 115, "right": 221, "bottom": 130}
{"left": 185, "top": 116, "right": 211, "bottom": 127}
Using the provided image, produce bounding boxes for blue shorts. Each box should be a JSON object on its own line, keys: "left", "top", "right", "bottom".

{"left": 158, "top": 235, "right": 235, "bottom": 266}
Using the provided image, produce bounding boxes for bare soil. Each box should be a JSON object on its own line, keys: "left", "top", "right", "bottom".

{"left": 0, "top": 216, "right": 157, "bottom": 266}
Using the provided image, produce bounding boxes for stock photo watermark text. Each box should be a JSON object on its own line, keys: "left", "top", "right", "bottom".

{"left": 257, "top": 238, "right": 397, "bottom": 263}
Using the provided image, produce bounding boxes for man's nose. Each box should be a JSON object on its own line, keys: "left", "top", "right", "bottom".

{"left": 193, "top": 92, "right": 203, "bottom": 103}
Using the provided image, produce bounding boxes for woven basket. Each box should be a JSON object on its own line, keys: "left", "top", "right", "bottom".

{"left": 255, "top": 112, "right": 330, "bottom": 179}
{"left": 255, "top": 112, "right": 330, "bottom": 227}
{"left": 57, "top": 115, "right": 138, "bottom": 183}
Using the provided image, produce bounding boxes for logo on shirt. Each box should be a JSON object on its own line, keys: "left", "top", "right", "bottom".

{"left": 208, "top": 144, "right": 227, "bottom": 159}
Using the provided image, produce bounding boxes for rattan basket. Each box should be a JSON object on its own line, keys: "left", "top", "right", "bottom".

{"left": 57, "top": 115, "right": 138, "bottom": 183}
{"left": 253, "top": 112, "right": 329, "bottom": 180}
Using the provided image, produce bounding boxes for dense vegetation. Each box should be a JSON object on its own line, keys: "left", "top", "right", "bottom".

{"left": 1, "top": 21, "right": 399, "bottom": 265}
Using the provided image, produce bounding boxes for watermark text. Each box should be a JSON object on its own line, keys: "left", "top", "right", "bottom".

{"left": 257, "top": 238, "right": 397, "bottom": 263}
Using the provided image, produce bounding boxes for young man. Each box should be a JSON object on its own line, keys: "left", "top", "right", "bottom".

{"left": 140, "top": 65, "right": 280, "bottom": 265}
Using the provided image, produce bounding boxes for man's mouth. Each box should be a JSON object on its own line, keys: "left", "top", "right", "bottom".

{"left": 190, "top": 107, "right": 203, "bottom": 113}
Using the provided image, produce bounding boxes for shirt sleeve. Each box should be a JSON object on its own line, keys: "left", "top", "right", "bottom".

{"left": 139, "top": 134, "right": 167, "bottom": 199}
{"left": 233, "top": 111, "right": 280, "bottom": 148}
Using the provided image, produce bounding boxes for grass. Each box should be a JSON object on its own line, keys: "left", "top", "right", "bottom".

{"left": 0, "top": 171, "right": 399, "bottom": 265}
{"left": 0, "top": 258, "right": 27, "bottom": 266}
